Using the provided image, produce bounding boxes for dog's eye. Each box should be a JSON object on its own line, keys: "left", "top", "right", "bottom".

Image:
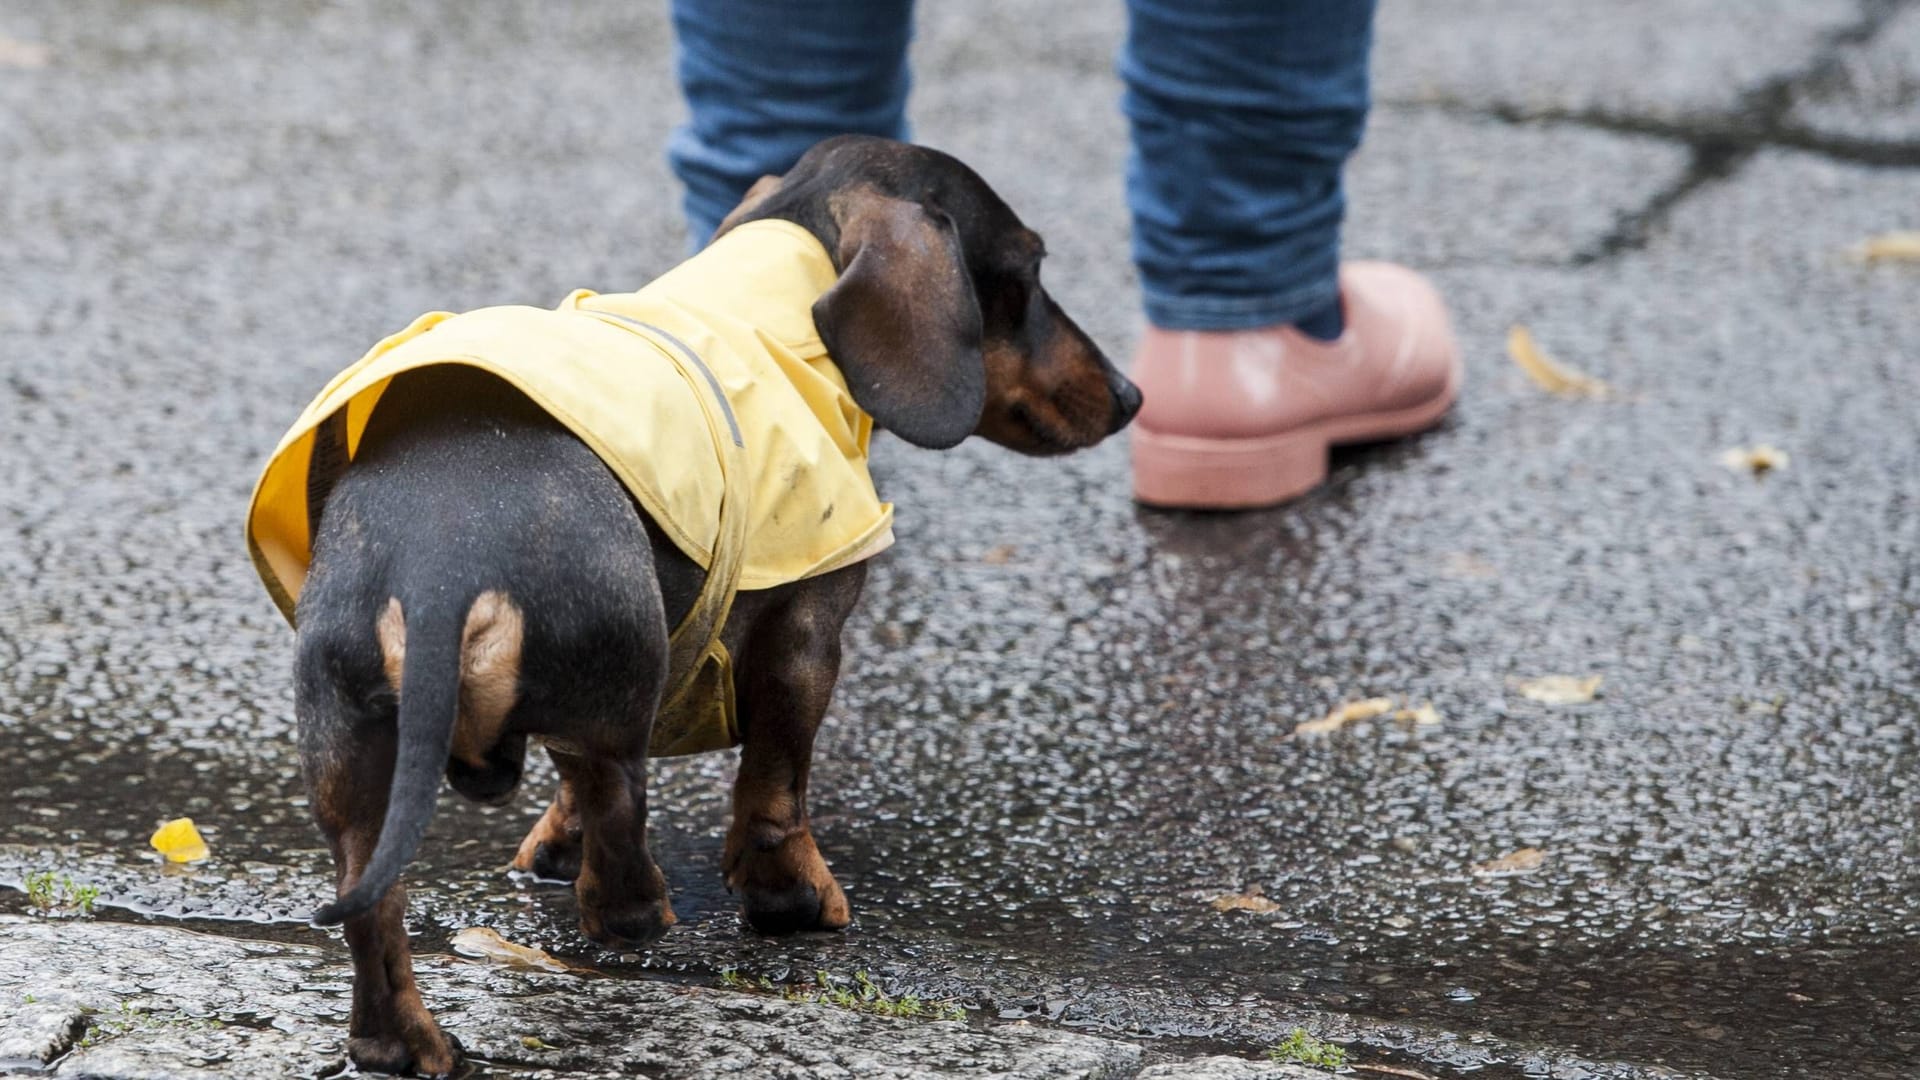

{"left": 1007, "top": 258, "right": 1041, "bottom": 295}
{"left": 984, "top": 272, "right": 1031, "bottom": 328}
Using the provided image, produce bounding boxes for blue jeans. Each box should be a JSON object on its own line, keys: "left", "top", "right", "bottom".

{"left": 668, "top": 0, "right": 1375, "bottom": 332}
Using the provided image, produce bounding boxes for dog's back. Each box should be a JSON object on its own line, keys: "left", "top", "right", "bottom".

{"left": 294, "top": 366, "right": 670, "bottom": 923}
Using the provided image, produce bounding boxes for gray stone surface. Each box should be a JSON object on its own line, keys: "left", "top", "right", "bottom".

{"left": 1640, "top": 147, "right": 1920, "bottom": 278}
{"left": 1137, "top": 1059, "right": 1324, "bottom": 1080}
{"left": 0, "top": 999, "right": 84, "bottom": 1070}
{"left": 1787, "top": 4, "right": 1920, "bottom": 141}
{"left": 0, "top": 917, "right": 1140, "bottom": 1079}
{"left": 1347, "top": 109, "right": 1692, "bottom": 265}
{"left": 0, "top": 919, "right": 345, "bottom": 1079}
{"left": 1374, "top": 0, "right": 1859, "bottom": 121}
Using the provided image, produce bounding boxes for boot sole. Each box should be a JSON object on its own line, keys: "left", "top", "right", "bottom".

{"left": 1131, "top": 357, "right": 1462, "bottom": 510}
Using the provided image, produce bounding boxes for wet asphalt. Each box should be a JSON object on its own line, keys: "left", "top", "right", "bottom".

{"left": 3, "top": 1, "right": 1919, "bottom": 1078}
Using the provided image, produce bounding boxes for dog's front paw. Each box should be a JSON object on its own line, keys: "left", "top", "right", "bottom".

{"left": 741, "top": 873, "right": 849, "bottom": 935}
{"left": 347, "top": 1029, "right": 459, "bottom": 1078}
{"left": 726, "top": 829, "right": 850, "bottom": 934}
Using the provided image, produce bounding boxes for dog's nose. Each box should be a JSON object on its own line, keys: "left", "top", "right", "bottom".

{"left": 1108, "top": 373, "right": 1143, "bottom": 433}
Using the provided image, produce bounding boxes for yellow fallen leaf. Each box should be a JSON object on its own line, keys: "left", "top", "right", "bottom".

{"left": 0, "top": 35, "right": 51, "bottom": 69}
{"left": 1718, "top": 445, "right": 1788, "bottom": 475}
{"left": 1393, "top": 702, "right": 1443, "bottom": 726}
{"left": 150, "top": 818, "right": 210, "bottom": 863}
{"left": 980, "top": 544, "right": 1017, "bottom": 565}
{"left": 1507, "top": 325, "right": 1611, "bottom": 400}
{"left": 1209, "top": 886, "right": 1281, "bottom": 914}
{"left": 450, "top": 926, "right": 575, "bottom": 973}
{"left": 1471, "top": 847, "right": 1546, "bottom": 876}
{"left": 1289, "top": 697, "right": 1395, "bottom": 738}
{"left": 1847, "top": 231, "right": 1920, "bottom": 263}
{"left": 1514, "top": 674, "right": 1603, "bottom": 705}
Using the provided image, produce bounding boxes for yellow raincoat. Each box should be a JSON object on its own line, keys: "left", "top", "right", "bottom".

{"left": 247, "top": 219, "right": 893, "bottom": 755}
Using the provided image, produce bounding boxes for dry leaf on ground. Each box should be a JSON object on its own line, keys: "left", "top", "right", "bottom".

{"left": 1289, "top": 697, "right": 1395, "bottom": 738}
{"left": 1507, "top": 325, "right": 1611, "bottom": 400}
{"left": 1718, "top": 445, "right": 1789, "bottom": 475}
{"left": 1471, "top": 847, "right": 1546, "bottom": 877}
{"left": 150, "top": 817, "right": 210, "bottom": 863}
{"left": 450, "top": 927, "right": 577, "bottom": 973}
{"left": 1846, "top": 231, "right": 1920, "bottom": 263}
{"left": 1440, "top": 552, "right": 1498, "bottom": 580}
{"left": 0, "top": 35, "right": 51, "bottom": 68}
{"left": 980, "top": 544, "right": 1017, "bottom": 565}
{"left": 1209, "top": 886, "right": 1282, "bottom": 914}
{"left": 1393, "top": 702, "right": 1443, "bottom": 727}
{"left": 1514, "top": 674, "right": 1603, "bottom": 705}
{"left": 1353, "top": 1064, "right": 1440, "bottom": 1080}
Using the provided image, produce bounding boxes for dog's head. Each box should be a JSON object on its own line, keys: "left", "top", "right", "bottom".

{"left": 716, "top": 136, "right": 1141, "bottom": 454}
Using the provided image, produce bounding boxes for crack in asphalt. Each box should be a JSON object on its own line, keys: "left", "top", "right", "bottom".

{"left": 1576, "top": 0, "right": 1919, "bottom": 264}
{"left": 1384, "top": 0, "right": 1920, "bottom": 267}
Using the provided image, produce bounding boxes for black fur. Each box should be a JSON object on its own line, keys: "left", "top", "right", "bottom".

{"left": 301, "top": 367, "right": 671, "bottom": 926}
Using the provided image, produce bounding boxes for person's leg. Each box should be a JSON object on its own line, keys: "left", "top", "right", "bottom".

{"left": 669, "top": 0, "right": 916, "bottom": 248}
{"left": 1122, "top": 0, "right": 1374, "bottom": 336}
{"left": 1123, "top": 0, "right": 1461, "bottom": 509}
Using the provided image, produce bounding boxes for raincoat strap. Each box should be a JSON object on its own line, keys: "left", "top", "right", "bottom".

{"left": 305, "top": 409, "right": 350, "bottom": 549}
{"left": 572, "top": 311, "right": 749, "bottom": 756}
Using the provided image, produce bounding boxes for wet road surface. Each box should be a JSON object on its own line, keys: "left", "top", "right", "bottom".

{"left": 3, "top": 1, "right": 1918, "bottom": 1077}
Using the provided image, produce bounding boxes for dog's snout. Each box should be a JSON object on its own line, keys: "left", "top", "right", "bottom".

{"left": 1108, "top": 372, "right": 1143, "bottom": 433}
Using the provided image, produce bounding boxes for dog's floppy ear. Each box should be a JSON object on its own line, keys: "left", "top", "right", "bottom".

{"left": 813, "top": 192, "right": 986, "bottom": 450}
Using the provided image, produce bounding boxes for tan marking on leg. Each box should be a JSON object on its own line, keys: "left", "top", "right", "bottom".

{"left": 452, "top": 590, "right": 524, "bottom": 767}
{"left": 511, "top": 778, "right": 580, "bottom": 875}
{"left": 375, "top": 597, "right": 406, "bottom": 692}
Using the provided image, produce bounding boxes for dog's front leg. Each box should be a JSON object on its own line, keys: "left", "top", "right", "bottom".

{"left": 726, "top": 567, "right": 865, "bottom": 933}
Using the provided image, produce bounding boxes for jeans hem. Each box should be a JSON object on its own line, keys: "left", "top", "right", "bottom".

{"left": 1140, "top": 277, "right": 1342, "bottom": 332}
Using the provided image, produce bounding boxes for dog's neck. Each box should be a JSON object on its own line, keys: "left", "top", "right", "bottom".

{"left": 642, "top": 219, "right": 840, "bottom": 339}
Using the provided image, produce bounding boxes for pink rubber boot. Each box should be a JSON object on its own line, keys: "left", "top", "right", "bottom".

{"left": 1130, "top": 261, "right": 1462, "bottom": 509}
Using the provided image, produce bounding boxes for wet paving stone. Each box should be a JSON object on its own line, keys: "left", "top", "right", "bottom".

{"left": 0, "top": 916, "right": 1147, "bottom": 1079}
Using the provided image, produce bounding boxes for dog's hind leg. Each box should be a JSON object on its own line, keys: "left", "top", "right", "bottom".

{"left": 547, "top": 746, "right": 675, "bottom": 946}
{"left": 725, "top": 567, "right": 866, "bottom": 934}
{"left": 302, "top": 705, "right": 457, "bottom": 1077}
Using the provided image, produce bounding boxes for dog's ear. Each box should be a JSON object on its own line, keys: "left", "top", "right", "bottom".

{"left": 813, "top": 192, "right": 986, "bottom": 450}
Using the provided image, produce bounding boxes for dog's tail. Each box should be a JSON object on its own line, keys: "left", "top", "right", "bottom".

{"left": 310, "top": 592, "right": 470, "bottom": 927}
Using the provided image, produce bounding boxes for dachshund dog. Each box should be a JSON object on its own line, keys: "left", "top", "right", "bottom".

{"left": 276, "top": 136, "right": 1140, "bottom": 1075}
